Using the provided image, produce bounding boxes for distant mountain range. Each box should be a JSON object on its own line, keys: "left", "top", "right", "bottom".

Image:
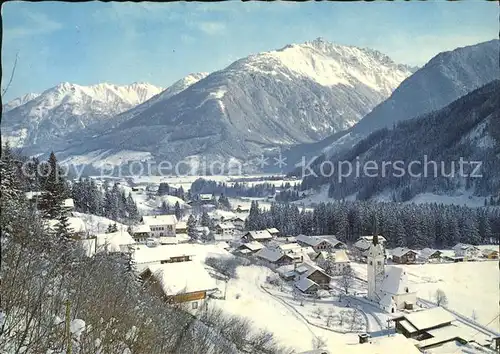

{"left": 5, "top": 38, "right": 414, "bottom": 170}
{"left": 3, "top": 38, "right": 498, "bottom": 181}
{"left": 1, "top": 82, "right": 164, "bottom": 148}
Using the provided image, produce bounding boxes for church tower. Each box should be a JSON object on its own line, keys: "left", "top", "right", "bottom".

{"left": 367, "top": 233, "right": 385, "bottom": 301}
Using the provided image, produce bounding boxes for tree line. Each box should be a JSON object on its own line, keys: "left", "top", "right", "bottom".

{"left": 245, "top": 200, "right": 499, "bottom": 249}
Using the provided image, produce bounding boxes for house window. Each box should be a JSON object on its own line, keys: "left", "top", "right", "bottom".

{"left": 369, "top": 261, "right": 373, "bottom": 265}
{"left": 377, "top": 261, "right": 381, "bottom": 266}
{"left": 192, "top": 301, "right": 198, "bottom": 309}
{"left": 405, "top": 287, "right": 408, "bottom": 293}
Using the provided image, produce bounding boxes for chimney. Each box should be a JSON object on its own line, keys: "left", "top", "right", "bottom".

{"left": 358, "top": 333, "right": 370, "bottom": 344}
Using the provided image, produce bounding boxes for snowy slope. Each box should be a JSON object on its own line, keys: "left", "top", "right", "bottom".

{"left": 50, "top": 38, "right": 412, "bottom": 170}
{"left": 1, "top": 82, "right": 163, "bottom": 147}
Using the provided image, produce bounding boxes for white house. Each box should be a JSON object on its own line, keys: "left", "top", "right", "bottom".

{"left": 315, "top": 250, "right": 351, "bottom": 276}
{"left": 140, "top": 261, "right": 218, "bottom": 312}
{"left": 141, "top": 214, "right": 177, "bottom": 238}
{"left": 214, "top": 222, "right": 236, "bottom": 239}
{"left": 232, "top": 217, "right": 246, "bottom": 230}
{"left": 452, "top": 243, "right": 481, "bottom": 259}
{"left": 81, "top": 231, "right": 136, "bottom": 257}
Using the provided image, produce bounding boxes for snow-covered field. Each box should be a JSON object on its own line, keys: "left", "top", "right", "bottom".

{"left": 73, "top": 212, "right": 128, "bottom": 234}
{"left": 211, "top": 265, "right": 360, "bottom": 352}
{"left": 352, "top": 260, "right": 500, "bottom": 332}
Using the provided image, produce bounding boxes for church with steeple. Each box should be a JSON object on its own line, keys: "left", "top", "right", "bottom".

{"left": 366, "top": 233, "right": 417, "bottom": 313}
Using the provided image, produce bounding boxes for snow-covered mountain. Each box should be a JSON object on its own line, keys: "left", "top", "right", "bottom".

{"left": 2, "top": 93, "right": 40, "bottom": 112}
{"left": 51, "top": 38, "right": 413, "bottom": 170}
{"left": 1, "top": 82, "right": 164, "bottom": 147}
{"left": 308, "top": 39, "right": 500, "bottom": 162}
{"left": 300, "top": 80, "right": 500, "bottom": 201}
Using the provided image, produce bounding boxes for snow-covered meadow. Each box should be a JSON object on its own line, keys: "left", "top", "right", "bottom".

{"left": 352, "top": 260, "right": 500, "bottom": 332}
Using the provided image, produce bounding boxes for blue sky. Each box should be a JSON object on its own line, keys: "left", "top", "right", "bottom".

{"left": 2, "top": 0, "right": 497, "bottom": 101}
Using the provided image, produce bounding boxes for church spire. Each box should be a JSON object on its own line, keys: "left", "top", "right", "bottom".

{"left": 372, "top": 214, "right": 378, "bottom": 245}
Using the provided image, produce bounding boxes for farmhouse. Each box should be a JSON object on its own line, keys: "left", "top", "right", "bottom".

{"left": 141, "top": 214, "right": 177, "bottom": 238}
{"left": 255, "top": 247, "right": 294, "bottom": 266}
{"left": 391, "top": 247, "right": 418, "bottom": 264}
{"left": 418, "top": 248, "right": 442, "bottom": 263}
{"left": 315, "top": 250, "right": 351, "bottom": 275}
{"left": 452, "top": 243, "right": 481, "bottom": 260}
{"left": 242, "top": 230, "right": 273, "bottom": 242}
{"left": 214, "top": 222, "right": 236, "bottom": 239}
{"left": 294, "top": 277, "right": 319, "bottom": 294}
{"left": 130, "top": 244, "right": 197, "bottom": 272}
{"left": 296, "top": 235, "right": 345, "bottom": 252}
{"left": 232, "top": 217, "right": 246, "bottom": 230}
{"left": 139, "top": 261, "right": 218, "bottom": 311}
{"left": 81, "top": 231, "right": 136, "bottom": 257}
{"left": 236, "top": 241, "right": 264, "bottom": 255}
{"left": 129, "top": 224, "right": 151, "bottom": 242}
{"left": 297, "top": 262, "right": 331, "bottom": 290}
{"left": 390, "top": 307, "right": 488, "bottom": 351}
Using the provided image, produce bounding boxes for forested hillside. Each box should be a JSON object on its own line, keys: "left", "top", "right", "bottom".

{"left": 299, "top": 80, "right": 500, "bottom": 201}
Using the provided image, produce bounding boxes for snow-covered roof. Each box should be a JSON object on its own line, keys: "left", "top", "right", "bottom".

{"left": 147, "top": 261, "right": 217, "bottom": 295}
{"left": 130, "top": 224, "right": 151, "bottom": 234}
{"left": 240, "top": 241, "right": 264, "bottom": 251}
{"left": 175, "top": 221, "right": 187, "bottom": 230}
{"left": 391, "top": 247, "right": 417, "bottom": 258}
{"left": 300, "top": 262, "right": 330, "bottom": 279}
{"left": 278, "top": 242, "right": 302, "bottom": 252}
{"left": 380, "top": 266, "right": 413, "bottom": 296}
{"left": 359, "top": 235, "right": 386, "bottom": 243}
{"left": 419, "top": 248, "right": 441, "bottom": 258}
{"left": 354, "top": 239, "right": 371, "bottom": 250}
{"left": 199, "top": 193, "right": 213, "bottom": 200}
{"left": 294, "top": 277, "right": 318, "bottom": 292}
{"left": 131, "top": 244, "right": 197, "bottom": 264}
{"left": 62, "top": 198, "right": 74, "bottom": 208}
{"left": 142, "top": 214, "right": 177, "bottom": 226}
{"left": 453, "top": 243, "right": 479, "bottom": 251}
{"left": 216, "top": 222, "right": 235, "bottom": 230}
{"left": 95, "top": 231, "right": 135, "bottom": 252}
{"left": 266, "top": 228, "right": 279, "bottom": 234}
{"left": 333, "top": 250, "right": 350, "bottom": 263}
{"left": 296, "top": 234, "right": 343, "bottom": 248}
{"left": 255, "top": 247, "right": 290, "bottom": 263}
{"left": 245, "top": 230, "right": 273, "bottom": 240}
{"left": 396, "top": 307, "right": 456, "bottom": 331}
{"left": 213, "top": 233, "right": 234, "bottom": 242}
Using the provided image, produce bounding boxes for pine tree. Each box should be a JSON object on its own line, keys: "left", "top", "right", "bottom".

{"left": 201, "top": 212, "right": 211, "bottom": 228}
{"left": 187, "top": 214, "right": 197, "bottom": 239}
{"left": 174, "top": 201, "right": 182, "bottom": 220}
{"left": 106, "top": 223, "right": 118, "bottom": 233}
{"left": 39, "top": 152, "right": 66, "bottom": 219}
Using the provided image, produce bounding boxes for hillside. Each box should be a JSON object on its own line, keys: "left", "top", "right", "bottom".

{"left": 300, "top": 80, "right": 500, "bottom": 201}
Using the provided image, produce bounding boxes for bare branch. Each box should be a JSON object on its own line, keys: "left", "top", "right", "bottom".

{"left": 2, "top": 51, "right": 19, "bottom": 98}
